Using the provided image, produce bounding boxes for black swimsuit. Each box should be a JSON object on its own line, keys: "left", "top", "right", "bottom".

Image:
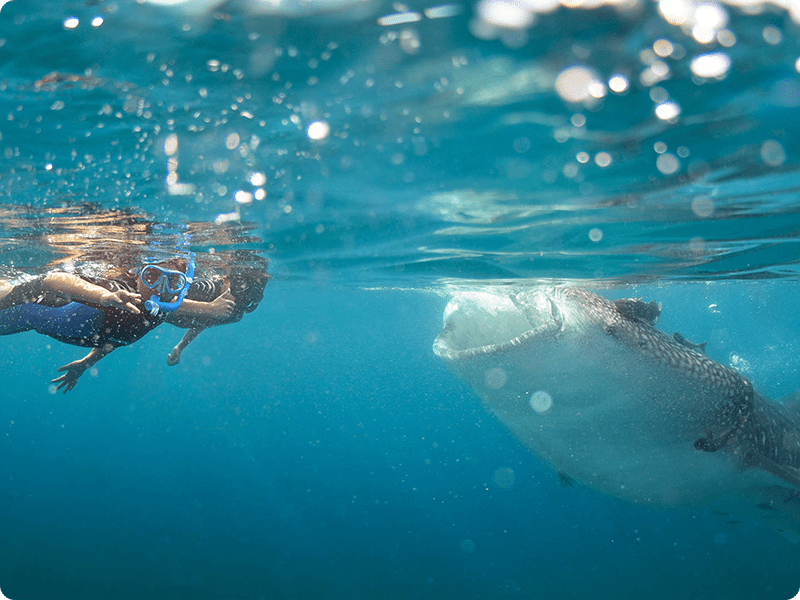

{"left": 0, "top": 274, "right": 165, "bottom": 347}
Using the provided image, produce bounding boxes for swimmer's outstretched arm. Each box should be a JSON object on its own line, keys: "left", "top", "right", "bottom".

{"left": 51, "top": 343, "right": 116, "bottom": 394}
{"left": 167, "top": 326, "right": 205, "bottom": 366}
{"left": 176, "top": 290, "right": 235, "bottom": 319}
{"left": 43, "top": 272, "right": 142, "bottom": 313}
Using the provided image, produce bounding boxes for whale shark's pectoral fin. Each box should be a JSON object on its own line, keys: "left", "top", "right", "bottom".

{"left": 695, "top": 378, "right": 754, "bottom": 452}
{"left": 741, "top": 447, "right": 800, "bottom": 490}
{"left": 695, "top": 426, "right": 739, "bottom": 452}
{"left": 672, "top": 332, "right": 707, "bottom": 354}
{"left": 612, "top": 297, "right": 661, "bottom": 325}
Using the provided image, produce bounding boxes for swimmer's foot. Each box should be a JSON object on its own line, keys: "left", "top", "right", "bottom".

{"left": 167, "top": 346, "right": 181, "bottom": 366}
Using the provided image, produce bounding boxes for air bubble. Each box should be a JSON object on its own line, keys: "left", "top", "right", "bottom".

{"left": 761, "top": 140, "right": 786, "bottom": 167}
{"left": 493, "top": 467, "right": 515, "bottom": 489}
{"left": 655, "top": 102, "right": 681, "bottom": 121}
{"left": 249, "top": 171, "right": 266, "bottom": 186}
{"left": 225, "top": 132, "right": 240, "bottom": 150}
{"left": 484, "top": 367, "right": 508, "bottom": 390}
{"left": 306, "top": 120, "right": 330, "bottom": 140}
{"left": 608, "top": 74, "right": 629, "bottom": 93}
{"left": 529, "top": 390, "right": 553, "bottom": 413}
{"left": 656, "top": 153, "right": 680, "bottom": 175}
{"left": 594, "top": 152, "right": 611, "bottom": 167}
{"left": 164, "top": 134, "right": 178, "bottom": 156}
{"left": 555, "top": 66, "right": 604, "bottom": 104}
{"left": 691, "top": 197, "right": 714, "bottom": 218}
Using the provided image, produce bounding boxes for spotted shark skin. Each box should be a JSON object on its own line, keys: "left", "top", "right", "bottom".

{"left": 434, "top": 286, "right": 800, "bottom": 534}
{"left": 562, "top": 287, "right": 800, "bottom": 480}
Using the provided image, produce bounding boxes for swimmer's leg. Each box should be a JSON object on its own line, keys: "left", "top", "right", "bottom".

{"left": 0, "top": 275, "right": 54, "bottom": 311}
{"left": 167, "top": 326, "right": 205, "bottom": 366}
{"left": 0, "top": 277, "right": 53, "bottom": 335}
{"left": 0, "top": 304, "right": 35, "bottom": 336}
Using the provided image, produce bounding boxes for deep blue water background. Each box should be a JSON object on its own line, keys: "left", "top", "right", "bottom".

{"left": 1, "top": 0, "right": 800, "bottom": 598}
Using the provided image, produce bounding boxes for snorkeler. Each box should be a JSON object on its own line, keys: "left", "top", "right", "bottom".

{"left": 165, "top": 254, "right": 269, "bottom": 365}
{"left": 0, "top": 257, "right": 235, "bottom": 392}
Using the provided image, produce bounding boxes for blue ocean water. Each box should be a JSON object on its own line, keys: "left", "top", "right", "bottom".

{"left": 1, "top": 0, "right": 800, "bottom": 598}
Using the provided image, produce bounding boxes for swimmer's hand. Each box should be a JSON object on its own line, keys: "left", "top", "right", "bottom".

{"left": 209, "top": 290, "right": 235, "bottom": 319}
{"left": 100, "top": 289, "right": 141, "bottom": 313}
{"left": 51, "top": 345, "right": 115, "bottom": 394}
{"left": 176, "top": 288, "right": 235, "bottom": 319}
{"left": 51, "top": 358, "right": 90, "bottom": 393}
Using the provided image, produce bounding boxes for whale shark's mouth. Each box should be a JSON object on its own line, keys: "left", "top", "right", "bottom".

{"left": 433, "top": 289, "right": 565, "bottom": 360}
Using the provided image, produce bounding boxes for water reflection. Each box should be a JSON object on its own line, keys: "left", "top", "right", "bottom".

{"left": 0, "top": 202, "right": 265, "bottom": 279}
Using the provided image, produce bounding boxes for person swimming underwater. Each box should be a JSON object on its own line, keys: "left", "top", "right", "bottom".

{"left": 0, "top": 257, "right": 235, "bottom": 392}
{"left": 164, "top": 254, "right": 269, "bottom": 366}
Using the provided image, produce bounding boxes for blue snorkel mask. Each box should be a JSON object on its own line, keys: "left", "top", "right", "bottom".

{"left": 140, "top": 257, "right": 195, "bottom": 316}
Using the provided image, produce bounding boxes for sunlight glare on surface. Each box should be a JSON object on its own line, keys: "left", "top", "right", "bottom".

{"left": 555, "top": 66, "right": 605, "bottom": 103}
{"left": 690, "top": 52, "right": 731, "bottom": 78}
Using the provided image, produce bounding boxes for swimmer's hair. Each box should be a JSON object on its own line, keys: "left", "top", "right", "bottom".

{"left": 153, "top": 257, "right": 189, "bottom": 272}
{"left": 229, "top": 254, "right": 269, "bottom": 313}
{"left": 102, "top": 256, "right": 189, "bottom": 280}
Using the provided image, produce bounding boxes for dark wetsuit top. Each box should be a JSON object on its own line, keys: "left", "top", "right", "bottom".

{"left": 0, "top": 274, "right": 166, "bottom": 348}
{"left": 166, "top": 272, "right": 266, "bottom": 329}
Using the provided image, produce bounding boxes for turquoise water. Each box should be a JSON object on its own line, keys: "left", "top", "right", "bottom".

{"left": 1, "top": 0, "right": 800, "bottom": 598}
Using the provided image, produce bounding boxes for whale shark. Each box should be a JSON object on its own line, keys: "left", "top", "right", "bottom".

{"left": 433, "top": 286, "right": 800, "bottom": 536}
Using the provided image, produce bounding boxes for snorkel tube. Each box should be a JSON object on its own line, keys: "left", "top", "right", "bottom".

{"left": 144, "top": 256, "right": 195, "bottom": 316}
